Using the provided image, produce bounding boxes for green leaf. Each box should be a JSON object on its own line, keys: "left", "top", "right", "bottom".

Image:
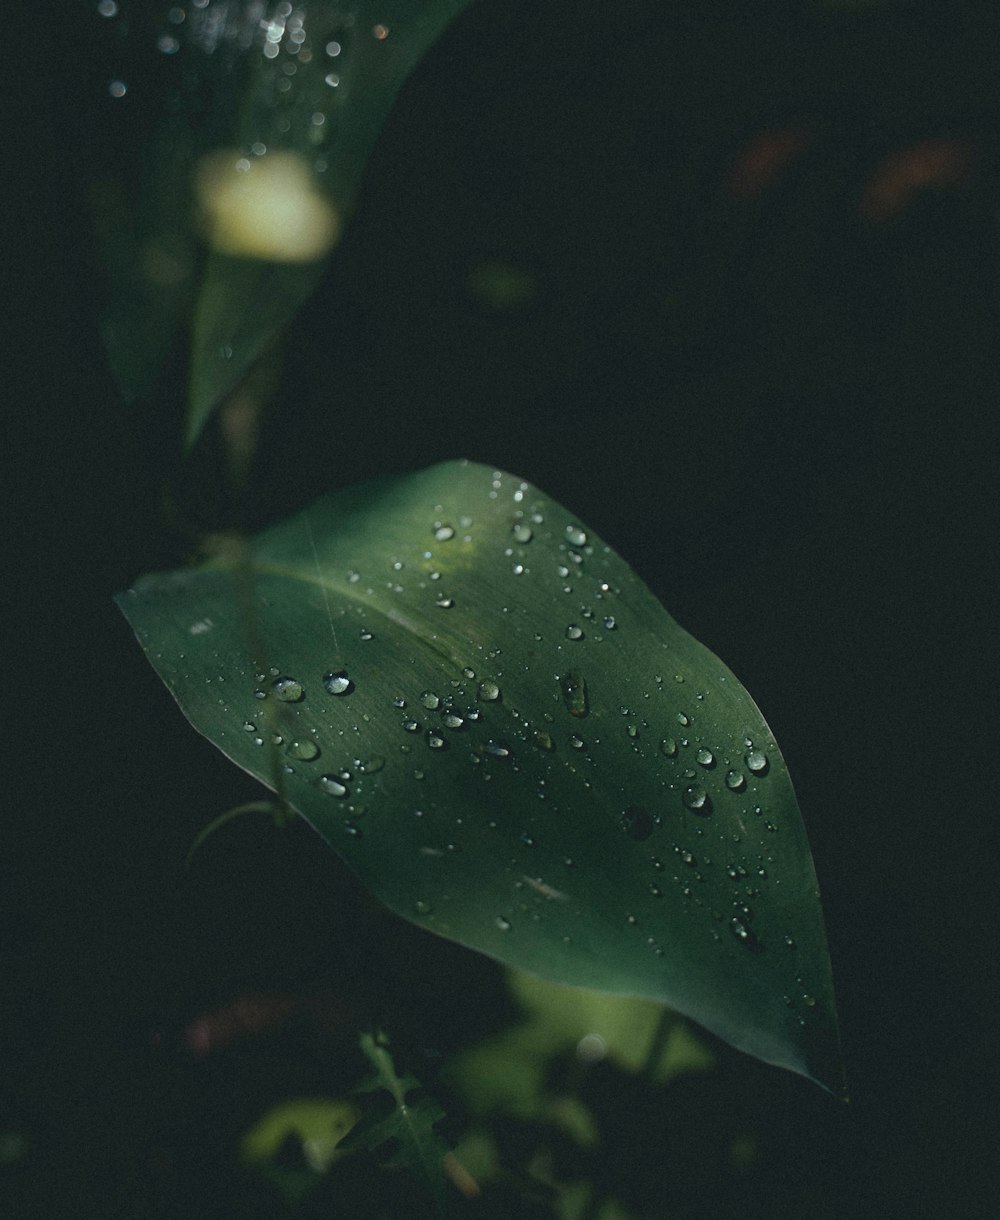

{"left": 342, "top": 1033, "right": 450, "bottom": 1210}
{"left": 116, "top": 460, "right": 843, "bottom": 1092}
{"left": 94, "top": 1, "right": 477, "bottom": 443}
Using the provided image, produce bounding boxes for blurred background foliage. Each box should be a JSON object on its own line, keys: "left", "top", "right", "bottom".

{"left": 3, "top": 0, "right": 998, "bottom": 1216}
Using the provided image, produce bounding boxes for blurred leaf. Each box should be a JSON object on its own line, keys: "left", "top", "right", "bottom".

{"left": 450, "top": 971, "right": 715, "bottom": 1121}
{"left": 242, "top": 1096, "right": 361, "bottom": 1170}
{"left": 93, "top": 0, "right": 477, "bottom": 444}
{"left": 241, "top": 1096, "right": 360, "bottom": 1206}
{"left": 341, "top": 1033, "right": 451, "bottom": 1210}
{"left": 116, "top": 460, "right": 842, "bottom": 1091}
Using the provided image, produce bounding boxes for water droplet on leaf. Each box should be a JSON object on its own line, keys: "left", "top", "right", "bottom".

{"left": 322, "top": 670, "right": 352, "bottom": 695}
{"left": 682, "top": 785, "right": 711, "bottom": 814}
{"left": 619, "top": 805, "right": 653, "bottom": 841}
{"left": 272, "top": 676, "right": 303, "bottom": 702}
{"left": 287, "top": 739, "right": 320, "bottom": 761}
{"left": 317, "top": 775, "right": 349, "bottom": 797}
{"left": 559, "top": 672, "right": 589, "bottom": 717}
{"left": 746, "top": 749, "right": 769, "bottom": 774}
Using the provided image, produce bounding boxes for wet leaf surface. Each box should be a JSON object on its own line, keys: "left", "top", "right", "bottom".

{"left": 116, "top": 460, "right": 842, "bottom": 1090}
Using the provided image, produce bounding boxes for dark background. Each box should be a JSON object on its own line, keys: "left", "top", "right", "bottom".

{"left": 4, "top": 1, "right": 998, "bottom": 1216}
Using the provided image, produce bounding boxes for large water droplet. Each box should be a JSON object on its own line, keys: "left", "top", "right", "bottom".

{"left": 745, "top": 749, "right": 769, "bottom": 775}
{"left": 660, "top": 737, "right": 678, "bottom": 758}
{"left": 565, "top": 524, "right": 587, "bottom": 547}
{"left": 433, "top": 524, "right": 455, "bottom": 541}
{"left": 401, "top": 719, "right": 421, "bottom": 733}
{"left": 435, "top": 595, "right": 455, "bottom": 609}
{"left": 272, "top": 676, "right": 303, "bottom": 702}
{"left": 676, "top": 712, "right": 690, "bottom": 726}
{"left": 420, "top": 691, "right": 440, "bottom": 710}
{"left": 512, "top": 523, "right": 533, "bottom": 543}
{"left": 560, "top": 672, "right": 589, "bottom": 717}
{"left": 725, "top": 770, "right": 746, "bottom": 792}
{"left": 619, "top": 805, "right": 653, "bottom": 842}
{"left": 696, "top": 748, "right": 715, "bottom": 768}
{"left": 441, "top": 710, "right": 466, "bottom": 730}
{"left": 485, "top": 739, "right": 512, "bottom": 758}
{"left": 477, "top": 680, "right": 501, "bottom": 702}
{"left": 568, "top": 735, "right": 586, "bottom": 750}
{"left": 494, "top": 916, "right": 512, "bottom": 932}
{"left": 565, "top": 624, "right": 584, "bottom": 641}
{"left": 317, "top": 775, "right": 349, "bottom": 797}
{"left": 682, "top": 785, "right": 711, "bottom": 814}
{"left": 322, "top": 670, "right": 352, "bottom": 695}
{"left": 287, "top": 739, "right": 320, "bottom": 761}
{"left": 426, "top": 731, "right": 447, "bottom": 750}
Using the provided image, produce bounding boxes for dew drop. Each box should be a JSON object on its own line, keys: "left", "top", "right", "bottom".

{"left": 559, "top": 672, "right": 589, "bottom": 718}
{"left": 495, "top": 916, "right": 512, "bottom": 932}
{"left": 359, "top": 628, "right": 374, "bottom": 641}
{"left": 322, "top": 670, "right": 352, "bottom": 695}
{"left": 725, "top": 770, "right": 747, "bottom": 792}
{"left": 344, "top": 820, "right": 362, "bottom": 838}
{"left": 435, "top": 596, "right": 455, "bottom": 609}
{"left": 568, "top": 735, "right": 586, "bottom": 751}
{"left": 477, "top": 680, "right": 501, "bottom": 702}
{"left": 512, "top": 523, "right": 533, "bottom": 543}
{"left": 433, "top": 524, "right": 455, "bottom": 541}
{"left": 682, "top": 785, "right": 711, "bottom": 814}
{"left": 619, "top": 805, "right": 653, "bottom": 842}
{"left": 784, "top": 935, "right": 797, "bottom": 949}
{"left": 356, "top": 755, "right": 385, "bottom": 774}
{"left": 730, "top": 917, "right": 751, "bottom": 944}
{"left": 419, "top": 691, "right": 440, "bottom": 710}
{"left": 286, "top": 739, "right": 320, "bottom": 761}
{"left": 426, "top": 732, "right": 447, "bottom": 750}
{"left": 414, "top": 900, "right": 433, "bottom": 916}
{"left": 565, "top": 524, "right": 587, "bottom": 547}
{"left": 401, "top": 719, "right": 421, "bottom": 733}
{"left": 696, "top": 748, "right": 715, "bottom": 768}
{"left": 746, "top": 749, "right": 769, "bottom": 774}
{"left": 441, "top": 710, "right": 466, "bottom": 730}
{"left": 533, "top": 729, "right": 555, "bottom": 751}
{"left": 485, "top": 739, "right": 511, "bottom": 758}
{"left": 676, "top": 712, "right": 690, "bottom": 726}
{"left": 565, "top": 624, "right": 584, "bottom": 641}
{"left": 317, "top": 775, "right": 349, "bottom": 797}
{"left": 272, "top": 676, "right": 303, "bottom": 702}
{"left": 648, "top": 883, "right": 663, "bottom": 898}
{"left": 660, "top": 737, "right": 678, "bottom": 758}
{"left": 602, "top": 615, "right": 617, "bottom": 630}
{"left": 803, "top": 994, "right": 817, "bottom": 1008}
{"left": 242, "top": 721, "right": 256, "bottom": 733}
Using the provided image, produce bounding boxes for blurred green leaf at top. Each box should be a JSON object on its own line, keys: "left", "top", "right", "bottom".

{"left": 91, "top": 0, "right": 478, "bottom": 448}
